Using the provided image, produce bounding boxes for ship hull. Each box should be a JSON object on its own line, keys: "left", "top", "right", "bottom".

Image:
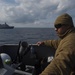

{"left": 0, "top": 23, "right": 14, "bottom": 29}
{"left": 0, "top": 26, "right": 14, "bottom": 29}
{"left": 0, "top": 44, "right": 55, "bottom": 75}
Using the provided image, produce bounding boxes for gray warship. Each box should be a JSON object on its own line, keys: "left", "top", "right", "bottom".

{"left": 0, "top": 22, "right": 14, "bottom": 29}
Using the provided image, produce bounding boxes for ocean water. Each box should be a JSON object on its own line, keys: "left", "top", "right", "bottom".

{"left": 0, "top": 28, "right": 58, "bottom": 45}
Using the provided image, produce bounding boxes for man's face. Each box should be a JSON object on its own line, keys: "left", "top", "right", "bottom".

{"left": 54, "top": 24, "right": 69, "bottom": 35}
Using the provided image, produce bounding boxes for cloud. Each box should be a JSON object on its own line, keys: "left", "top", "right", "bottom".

{"left": 55, "top": 0, "right": 75, "bottom": 13}
{"left": 0, "top": 0, "right": 75, "bottom": 27}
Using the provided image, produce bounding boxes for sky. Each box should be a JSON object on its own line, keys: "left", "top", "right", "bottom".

{"left": 0, "top": 0, "right": 75, "bottom": 28}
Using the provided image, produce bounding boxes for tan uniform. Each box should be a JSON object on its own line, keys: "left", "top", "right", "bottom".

{"left": 40, "top": 28, "right": 75, "bottom": 75}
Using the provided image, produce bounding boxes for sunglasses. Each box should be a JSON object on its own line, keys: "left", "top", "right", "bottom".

{"left": 55, "top": 24, "right": 64, "bottom": 29}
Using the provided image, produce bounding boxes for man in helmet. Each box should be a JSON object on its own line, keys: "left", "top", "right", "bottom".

{"left": 37, "top": 13, "right": 75, "bottom": 75}
{"left": 0, "top": 53, "right": 14, "bottom": 75}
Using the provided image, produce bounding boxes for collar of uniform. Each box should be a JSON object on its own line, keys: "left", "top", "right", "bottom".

{"left": 57, "top": 27, "right": 75, "bottom": 39}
